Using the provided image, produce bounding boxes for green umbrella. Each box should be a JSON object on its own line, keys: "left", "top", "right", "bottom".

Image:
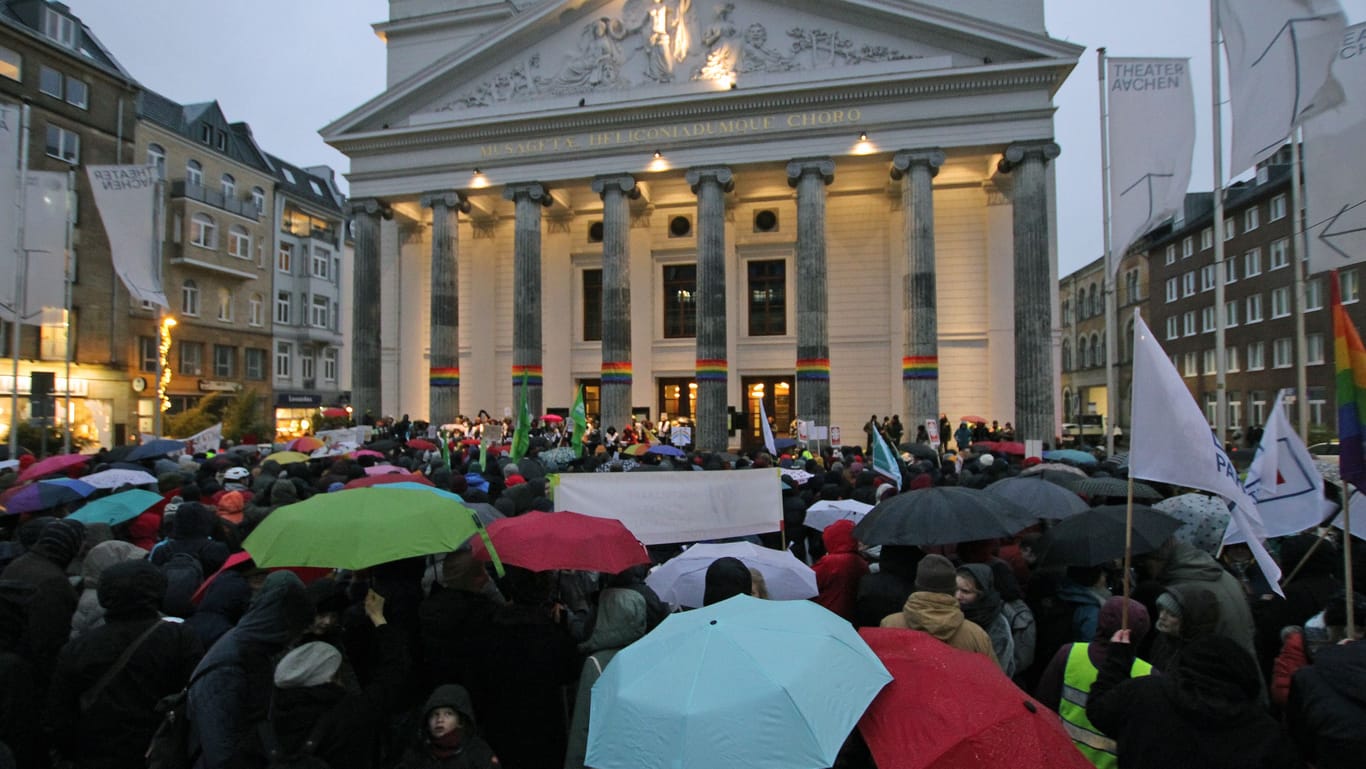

{"left": 242, "top": 487, "right": 499, "bottom": 571}
{"left": 68, "top": 489, "right": 164, "bottom": 526}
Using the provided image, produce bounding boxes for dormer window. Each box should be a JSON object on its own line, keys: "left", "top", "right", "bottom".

{"left": 281, "top": 167, "right": 296, "bottom": 184}
{"left": 200, "top": 125, "right": 213, "bottom": 145}
{"left": 44, "top": 9, "right": 76, "bottom": 49}
{"left": 216, "top": 131, "right": 226, "bottom": 151}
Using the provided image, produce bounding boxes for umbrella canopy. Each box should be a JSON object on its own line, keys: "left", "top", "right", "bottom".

{"left": 17, "top": 453, "right": 91, "bottom": 483}
{"left": 462, "top": 502, "right": 505, "bottom": 527}
{"left": 899, "top": 443, "right": 940, "bottom": 460}
{"left": 852, "top": 487, "right": 1038, "bottom": 547}
{"left": 126, "top": 439, "right": 187, "bottom": 461}
{"left": 1020, "top": 462, "right": 1088, "bottom": 479}
{"left": 342, "top": 473, "right": 434, "bottom": 490}
{"left": 40, "top": 477, "right": 98, "bottom": 497}
{"left": 367, "top": 439, "right": 398, "bottom": 452}
{"left": 363, "top": 464, "right": 409, "bottom": 476}
{"left": 984, "top": 476, "right": 1089, "bottom": 520}
{"left": 540, "top": 413, "right": 564, "bottom": 423}
{"left": 586, "top": 594, "right": 892, "bottom": 769}
{"left": 267, "top": 451, "right": 311, "bottom": 465}
{"left": 973, "top": 441, "right": 1025, "bottom": 456}
{"left": 537, "top": 446, "right": 577, "bottom": 471}
{"left": 1068, "top": 476, "right": 1163, "bottom": 501}
{"left": 1037, "top": 505, "right": 1182, "bottom": 567}
{"left": 285, "top": 436, "right": 325, "bottom": 453}
{"left": 79, "top": 468, "right": 158, "bottom": 490}
{"left": 645, "top": 542, "right": 818, "bottom": 608}
{"left": 1042, "top": 449, "right": 1099, "bottom": 466}
{"left": 372, "top": 482, "right": 504, "bottom": 525}
{"left": 623, "top": 443, "right": 651, "bottom": 456}
{"left": 242, "top": 487, "right": 489, "bottom": 570}
{"left": 406, "top": 438, "right": 438, "bottom": 451}
{"left": 805, "top": 498, "right": 874, "bottom": 531}
{"left": 857, "top": 628, "right": 1092, "bottom": 769}
{"left": 67, "top": 489, "right": 164, "bottom": 526}
{"left": 4, "top": 479, "right": 95, "bottom": 515}
{"left": 321, "top": 407, "right": 349, "bottom": 418}
{"left": 470, "top": 510, "right": 649, "bottom": 573}
{"left": 645, "top": 444, "right": 685, "bottom": 458}
{"left": 1153, "top": 493, "right": 1232, "bottom": 555}
{"left": 349, "top": 448, "right": 385, "bottom": 459}
{"left": 959, "top": 415, "right": 988, "bottom": 425}
{"left": 772, "top": 437, "right": 800, "bottom": 452}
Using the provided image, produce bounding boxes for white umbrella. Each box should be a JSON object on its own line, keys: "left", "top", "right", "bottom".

{"left": 646, "top": 542, "right": 817, "bottom": 608}
{"left": 79, "top": 468, "right": 159, "bottom": 490}
{"left": 0, "top": 459, "right": 18, "bottom": 472}
{"left": 804, "top": 499, "right": 873, "bottom": 531}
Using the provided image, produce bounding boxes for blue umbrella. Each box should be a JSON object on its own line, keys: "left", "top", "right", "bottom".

{"left": 126, "top": 439, "right": 187, "bottom": 461}
{"left": 4, "top": 479, "right": 95, "bottom": 515}
{"left": 586, "top": 594, "right": 891, "bottom": 769}
{"left": 68, "top": 489, "right": 164, "bottom": 526}
{"left": 644, "top": 444, "right": 685, "bottom": 458}
{"left": 40, "top": 478, "right": 98, "bottom": 498}
{"left": 1042, "top": 448, "right": 1099, "bottom": 466}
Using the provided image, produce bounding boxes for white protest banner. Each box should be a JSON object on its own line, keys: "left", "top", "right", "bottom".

{"left": 830, "top": 426, "right": 842, "bottom": 446}
{"left": 180, "top": 423, "right": 223, "bottom": 455}
{"left": 85, "top": 166, "right": 167, "bottom": 308}
{"left": 1129, "top": 310, "right": 1283, "bottom": 593}
{"left": 1219, "top": 0, "right": 1346, "bottom": 175}
{"left": 0, "top": 103, "right": 21, "bottom": 323}
{"left": 670, "top": 425, "right": 691, "bottom": 447}
{"left": 1231, "top": 390, "right": 1336, "bottom": 542}
{"left": 550, "top": 470, "right": 782, "bottom": 544}
{"left": 9, "top": 171, "right": 70, "bottom": 323}
{"left": 1305, "top": 22, "right": 1366, "bottom": 273}
{"left": 925, "top": 419, "right": 939, "bottom": 445}
{"left": 1107, "top": 57, "right": 1196, "bottom": 267}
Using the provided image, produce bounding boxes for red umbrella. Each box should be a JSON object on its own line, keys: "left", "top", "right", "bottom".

{"left": 459, "top": 438, "right": 480, "bottom": 446}
{"left": 191, "top": 551, "right": 328, "bottom": 606}
{"left": 17, "top": 453, "right": 91, "bottom": 483}
{"left": 973, "top": 441, "right": 1025, "bottom": 456}
{"left": 322, "top": 407, "right": 349, "bottom": 418}
{"left": 471, "top": 511, "right": 649, "bottom": 574}
{"left": 406, "top": 438, "right": 438, "bottom": 451}
{"left": 857, "top": 628, "right": 1091, "bottom": 769}
{"left": 343, "top": 473, "right": 434, "bottom": 490}
{"left": 540, "top": 414, "right": 564, "bottom": 423}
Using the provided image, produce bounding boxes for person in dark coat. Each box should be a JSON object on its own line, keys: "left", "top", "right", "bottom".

{"left": 186, "top": 571, "right": 315, "bottom": 769}
{"left": 702, "top": 557, "right": 752, "bottom": 607}
{"left": 813, "top": 520, "right": 867, "bottom": 622}
{"left": 184, "top": 567, "right": 254, "bottom": 650}
{"left": 1146, "top": 584, "right": 1221, "bottom": 672}
{"left": 1254, "top": 534, "right": 1340, "bottom": 680}
{"left": 1285, "top": 636, "right": 1365, "bottom": 769}
{"left": 854, "top": 545, "right": 923, "bottom": 628}
{"left": 1088, "top": 633, "right": 1301, "bottom": 769}
{"left": 0, "top": 581, "right": 42, "bottom": 769}
{"left": 150, "top": 501, "right": 230, "bottom": 576}
{"left": 1035, "top": 596, "right": 1151, "bottom": 712}
{"left": 44, "top": 560, "right": 203, "bottom": 769}
{"left": 419, "top": 551, "right": 502, "bottom": 687}
{"left": 396, "top": 684, "right": 499, "bottom": 769}
{"left": 0, "top": 518, "right": 84, "bottom": 683}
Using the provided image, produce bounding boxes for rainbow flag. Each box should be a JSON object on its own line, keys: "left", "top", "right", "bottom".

{"left": 796, "top": 357, "right": 830, "bottom": 382}
{"left": 430, "top": 367, "right": 460, "bottom": 388}
{"left": 511, "top": 364, "right": 543, "bottom": 388}
{"left": 902, "top": 356, "right": 938, "bottom": 381}
{"left": 1332, "top": 270, "right": 1366, "bottom": 489}
{"left": 696, "top": 358, "right": 727, "bottom": 382}
{"left": 602, "top": 361, "right": 632, "bottom": 385}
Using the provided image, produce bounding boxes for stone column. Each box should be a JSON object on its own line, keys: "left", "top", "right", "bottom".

{"left": 787, "top": 157, "right": 835, "bottom": 430}
{"left": 998, "top": 141, "right": 1061, "bottom": 444}
{"left": 422, "top": 191, "right": 470, "bottom": 426}
{"left": 503, "top": 183, "right": 552, "bottom": 418}
{"left": 685, "top": 166, "right": 733, "bottom": 452}
{"left": 591, "top": 174, "right": 639, "bottom": 435}
{"left": 348, "top": 198, "right": 391, "bottom": 423}
{"left": 891, "top": 149, "right": 946, "bottom": 436}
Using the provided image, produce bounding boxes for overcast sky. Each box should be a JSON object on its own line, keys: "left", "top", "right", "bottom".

{"left": 72, "top": 0, "right": 1366, "bottom": 276}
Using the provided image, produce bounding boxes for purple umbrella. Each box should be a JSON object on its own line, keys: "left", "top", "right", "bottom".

{"left": 4, "top": 479, "right": 95, "bottom": 515}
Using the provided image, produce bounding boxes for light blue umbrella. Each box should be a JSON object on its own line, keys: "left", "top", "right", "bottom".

{"left": 1042, "top": 449, "right": 1099, "bottom": 465}
{"left": 586, "top": 594, "right": 891, "bottom": 769}
{"left": 68, "top": 489, "right": 163, "bottom": 526}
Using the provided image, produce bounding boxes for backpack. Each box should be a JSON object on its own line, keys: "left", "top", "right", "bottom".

{"left": 145, "top": 663, "right": 227, "bottom": 769}
{"left": 259, "top": 717, "right": 332, "bottom": 769}
{"left": 161, "top": 551, "right": 205, "bottom": 618}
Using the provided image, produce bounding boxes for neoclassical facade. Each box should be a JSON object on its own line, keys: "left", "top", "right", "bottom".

{"left": 324, "top": 0, "right": 1079, "bottom": 451}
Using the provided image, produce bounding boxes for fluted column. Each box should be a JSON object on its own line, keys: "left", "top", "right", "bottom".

{"left": 348, "top": 198, "right": 391, "bottom": 423}
{"left": 685, "top": 166, "right": 733, "bottom": 452}
{"left": 998, "top": 141, "right": 1061, "bottom": 444}
{"left": 891, "top": 149, "right": 946, "bottom": 437}
{"left": 503, "top": 182, "right": 552, "bottom": 418}
{"left": 591, "top": 174, "right": 639, "bottom": 435}
{"left": 787, "top": 158, "right": 835, "bottom": 430}
{"left": 422, "top": 191, "right": 469, "bottom": 426}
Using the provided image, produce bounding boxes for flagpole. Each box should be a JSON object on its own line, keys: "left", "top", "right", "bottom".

{"left": 1290, "top": 132, "right": 1310, "bottom": 439}
{"left": 1122, "top": 468, "right": 1135, "bottom": 632}
{"left": 1210, "top": 0, "right": 1229, "bottom": 445}
{"left": 62, "top": 168, "right": 74, "bottom": 454}
{"left": 1098, "top": 47, "right": 1120, "bottom": 458}
{"left": 1343, "top": 480, "right": 1356, "bottom": 632}
{"left": 8, "top": 104, "right": 30, "bottom": 459}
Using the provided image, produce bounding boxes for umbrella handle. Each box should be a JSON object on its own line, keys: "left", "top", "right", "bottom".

{"left": 472, "top": 512, "right": 505, "bottom": 578}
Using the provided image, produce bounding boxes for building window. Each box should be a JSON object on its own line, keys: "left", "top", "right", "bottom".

{"left": 578, "top": 268, "right": 601, "bottom": 342}
{"left": 190, "top": 213, "right": 217, "bottom": 248}
{"left": 1165, "top": 244, "right": 1176, "bottom": 265}
{"left": 186, "top": 159, "right": 203, "bottom": 187}
{"left": 1201, "top": 227, "right": 1213, "bottom": 250}
{"left": 1306, "top": 279, "right": 1323, "bottom": 311}
{"left": 147, "top": 144, "right": 166, "bottom": 179}
{"left": 0, "top": 44, "right": 20, "bottom": 81}
{"left": 213, "top": 345, "right": 235, "bottom": 377}
{"left": 323, "top": 348, "right": 337, "bottom": 382}
{"left": 179, "top": 341, "right": 203, "bottom": 376}
{"left": 1245, "top": 206, "right": 1260, "bottom": 231}
{"left": 1165, "top": 317, "right": 1179, "bottom": 340}
{"left": 1225, "top": 258, "right": 1237, "bottom": 284}
{"left": 277, "top": 244, "right": 293, "bottom": 274}
{"left": 1226, "top": 300, "right": 1239, "bottom": 327}
{"left": 1165, "top": 278, "right": 1178, "bottom": 303}
{"left": 311, "top": 294, "right": 329, "bottom": 328}
{"left": 1271, "top": 286, "right": 1291, "bottom": 318}
{"left": 662, "top": 264, "right": 697, "bottom": 339}
{"left": 275, "top": 291, "right": 291, "bottom": 325}
{"left": 1273, "top": 338, "right": 1293, "bottom": 368}
{"left": 181, "top": 279, "right": 199, "bottom": 316}
{"left": 1269, "top": 238, "right": 1289, "bottom": 270}
{"left": 138, "top": 336, "right": 158, "bottom": 373}
{"left": 1308, "top": 387, "right": 1327, "bottom": 426}
{"left": 1125, "top": 270, "right": 1141, "bottom": 304}
{"left": 1182, "top": 271, "right": 1195, "bottom": 297}
{"left": 44, "top": 8, "right": 76, "bottom": 48}
{"left": 1062, "top": 339, "right": 1072, "bottom": 370}
{"left": 65, "top": 78, "right": 87, "bottom": 109}
{"left": 1182, "top": 236, "right": 1194, "bottom": 258}
{"left": 249, "top": 293, "right": 263, "bottom": 326}
{"left": 1244, "top": 248, "right": 1261, "bottom": 276}
{"left": 1307, "top": 333, "right": 1326, "bottom": 365}
{"left": 1224, "top": 218, "right": 1235, "bottom": 241}
{"left": 1095, "top": 333, "right": 1105, "bottom": 365}
{"left": 39, "top": 65, "right": 61, "bottom": 97}
{"left": 1200, "top": 265, "right": 1216, "bottom": 292}
{"left": 1344, "top": 270, "right": 1360, "bottom": 304}
{"left": 1183, "top": 310, "right": 1196, "bottom": 336}
{"left": 1270, "top": 193, "right": 1287, "bottom": 221}
{"left": 1184, "top": 351, "right": 1198, "bottom": 377}
{"left": 216, "top": 287, "right": 232, "bottom": 321}
{"left": 226, "top": 225, "right": 249, "bottom": 259}
{"left": 1229, "top": 393, "right": 1242, "bottom": 429}
{"left": 1062, "top": 299, "right": 1071, "bottom": 326}
{"left": 282, "top": 167, "right": 296, "bottom": 184}
{"left": 747, "top": 259, "right": 786, "bottom": 336}
{"left": 1226, "top": 346, "right": 1240, "bottom": 372}
{"left": 220, "top": 174, "right": 235, "bottom": 200}
{"left": 251, "top": 187, "right": 265, "bottom": 215}
{"left": 245, "top": 348, "right": 265, "bottom": 380}
{"left": 1202, "top": 305, "right": 1216, "bottom": 333}
{"left": 1246, "top": 293, "right": 1263, "bottom": 323}
{"left": 311, "top": 247, "right": 330, "bottom": 279}
{"left": 275, "top": 342, "right": 292, "bottom": 379}
{"left": 1247, "top": 341, "right": 1266, "bottom": 370}
{"left": 44, "top": 124, "right": 78, "bottom": 164}
{"left": 300, "top": 350, "right": 315, "bottom": 382}
{"left": 1204, "top": 348, "right": 1217, "bottom": 373}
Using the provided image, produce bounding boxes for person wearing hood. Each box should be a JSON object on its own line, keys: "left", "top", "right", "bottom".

{"left": 241, "top": 477, "right": 300, "bottom": 532}
{"left": 956, "top": 564, "right": 1015, "bottom": 677}
{"left": 1137, "top": 539, "right": 1256, "bottom": 661}
{"left": 702, "top": 557, "right": 752, "bottom": 606}
{"left": 564, "top": 589, "right": 648, "bottom": 769}
{"left": 150, "top": 501, "right": 230, "bottom": 576}
{"left": 1284, "top": 591, "right": 1366, "bottom": 769}
{"left": 1055, "top": 565, "right": 1113, "bottom": 644}
{"left": 45, "top": 560, "right": 203, "bottom": 769}
{"left": 184, "top": 564, "right": 255, "bottom": 650}
{"left": 855, "top": 545, "right": 924, "bottom": 628}
{"left": 70, "top": 540, "right": 148, "bottom": 639}
{"left": 1146, "top": 584, "right": 1221, "bottom": 673}
{"left": 396, "top": 684, "right": 499, "bottom": 769}
{"left": 186, "top": 571, "right": 315, "bottom": 769}
{"left": 0, "top": 518, "right": 84, "bottom": 682}
{"left": 1087, "top": 633, "right": 1301, "bottom": 769}
{"left": 880, "top": 554, "right": 997, "bottom": 663}
{"left": 813, "top": 520, "right": 869, "bottom": 622}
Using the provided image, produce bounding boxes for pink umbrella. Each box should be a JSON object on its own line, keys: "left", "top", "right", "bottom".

{"left": 363, "top": 464, "right": 408, "bottom": 476}
{"left": 285, "top": 436, "right": 325, "bottom": 453}
{"left": 17, "top": 453, "right": 91, "bottom": 483}
{"left": 349, "top": 449, "right": 385, "bottom": 459}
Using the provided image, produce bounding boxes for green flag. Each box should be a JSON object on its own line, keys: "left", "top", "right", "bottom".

{"left": 510, "top": 372, "right": 530, "bottom": 461}
{"left": 570, "top": 384, "right": 588, "bottom": 457}
{"left": 438, "top": 429, "right": 451, "bottom": 470}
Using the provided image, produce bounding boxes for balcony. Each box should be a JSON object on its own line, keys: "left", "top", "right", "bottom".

{"left": 172, "top": 181, "right": 261, "bottom": 221}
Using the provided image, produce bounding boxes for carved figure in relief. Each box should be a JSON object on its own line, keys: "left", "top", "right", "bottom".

{"left": 643, "top": 0, "right": 693, "bottom": 82}
{"left": 693, "top": 3, "right": 738, "bottom": 81}
{"left": 739, "top": 23, "right": 795, "bottom": 73}
{"left": 544, "top": 17, "right": 629, "bottom": 92}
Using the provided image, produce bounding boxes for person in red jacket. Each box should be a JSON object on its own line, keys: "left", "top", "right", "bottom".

{"left": 813, "top": 519, "right": 868, "bottom": 622}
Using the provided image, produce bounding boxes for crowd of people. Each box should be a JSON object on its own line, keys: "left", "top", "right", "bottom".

{"left": 0, "top": 412, "right": 1362, "bottom": 769}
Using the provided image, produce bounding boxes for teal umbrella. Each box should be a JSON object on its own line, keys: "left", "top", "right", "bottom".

{"left": 586, "top": 594, "right": 891, "bottom": 769}
{"left": 242, "top": 487, "right": 499, "bottom": 572}
{"left": 68, "top": 489, "right": 163, "bottom": 526}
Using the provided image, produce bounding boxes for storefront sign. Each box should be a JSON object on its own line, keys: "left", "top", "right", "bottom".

{"left": 276, "top": 392, "right": 322, "bottom": 407}
{"left": 198, "top": 380, "right": 242, "bottom": 393}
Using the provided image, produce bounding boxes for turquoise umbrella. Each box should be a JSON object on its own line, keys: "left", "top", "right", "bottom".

{"left": 68, "top": 489, "right": 163, "bottom": 526}
{"left": 1042, "top": 449, "right": 1099, "bottom": 465}
{"left": 586, "top": 594, "right": 891, "bottom": 769}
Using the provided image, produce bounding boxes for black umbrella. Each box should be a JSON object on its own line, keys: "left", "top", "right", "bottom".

{"left": 898, "top": 443, "right": 940, "bottom": 460}
{"left": 104, "top": 445, "right": 134, "bottom": 462}
{"left": 126, "top": 439, "right": 187, "bottom": 461}
{"left": 985, "top": 476, "right": 1089, "bottom": 520}
{"left": 1037, "top": 504, "right": 1182, "bottom": 566}
{"left": 852, "top": 487, "right": 1039, "bottom": 547}
{"left": 1068, "top": 476, "right": 1163, "bottom": 501}
{"left": 367, "top": 439, "right": 398, "bottom": 452}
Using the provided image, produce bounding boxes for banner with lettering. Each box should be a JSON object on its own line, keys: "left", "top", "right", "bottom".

{"left": 1106, "top": 57, "right": 1195, "bottom": 269}
{"left": 85, "top": 165, "right": 167, "bottom": 308}
{"left": 1305, "top": 22, "right": 1366, "bottom": 273}
{"left": 180, "top": 423, "right": 223, "bottom": 455}
{"left": 1219, "top": 0, "right": 1345, "bottom": 176}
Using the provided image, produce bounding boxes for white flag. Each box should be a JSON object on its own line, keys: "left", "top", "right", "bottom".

{"left": 179, "top": 422, "right": 223, "bottom": 455}
{"left": 85, "top": 165, "right": 167, "bottom": 308}
{"left": 1107, "top": 57, "right": 1196, "bottom": 267}
{"left": 1220, "top": 0, "right": 1347, "bottom": 176}
{"left": 7, "top": 171, "right": 70, "bottom": 324}
{"left": 1305, "top": 22, "right": 1366, "bottom": 273}
{"left": 0, "top": 103, "right": 22, "bottom": 323}
{"left": 1129, "top": 310, "right": 1283, "bottom": 594}
{"left": 1230, "top": 389, "right": 1335, "bottom": 542}
{"left": 758, "top": 395, "right": 776, "bottom": 456}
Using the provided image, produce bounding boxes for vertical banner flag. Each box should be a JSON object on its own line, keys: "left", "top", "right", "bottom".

{"left": 1332, "top": 270, "right": 1366, "bottom": 490}
{"left": 1129, "top": 310, "right": 1283, "bottom": 594}
{"left": 1219, "top": 0, "right": 1346, "bottom": 176}
{"left": 0, "top": 103, "right": 21, "bottom": 323}
{"left": 1305, "top": 22, "right": 1366, "bottom": 273}
{"left": 510, "top": 372, "right": 530, "bottom": 462}
{"left": 758, "top": 395, "right": 777, "bottom": 456}
{"left": 871, "top": 424, "right": 902, "bottom": 490}
{"left": 179, "top": 423, "right": 223, "bottom": 455}
{"left": 1106, "top": 57, "right": 1196, "bottom": 267}
{"left": 1232, "top": 389, "right": 1334, "bottom": 542}
{"left": 85, "top": 166, "right": 168, "bottom": 307}
{"left": 570, "top": 385, "right": 588, "bottom": 457}
{"left": 8, "top": 171, "right": 70, "bottom": 323}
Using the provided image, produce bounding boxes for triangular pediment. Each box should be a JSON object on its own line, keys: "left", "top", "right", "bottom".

{"left": 324, "top": 0, "right": 1081, "bottom": 140}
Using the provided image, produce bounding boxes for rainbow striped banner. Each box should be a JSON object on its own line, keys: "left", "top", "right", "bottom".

{"left": 796, "top": 357, "right": 830, "bottom": 382}
{"left": 902, "top": 356, "right": 938, "bottom": 381}
{"left": 511, "top": 364, "right": 543, "bottom": 388}
{"left": 696, "top": 358, "right": 728, "bottom": 382}
{"left": 602, "top": 361, "right": 633, "bottom": 385}
{"left": 429, "top": 367, "right": 460, "bottom": 388}
{"left": 1332, "top": 271, "right": 1366, "bottom": 489}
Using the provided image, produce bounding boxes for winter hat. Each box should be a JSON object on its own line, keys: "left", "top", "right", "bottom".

{"left": 1096, "top": 596, "right": 1150, "bottom": 644}
{"left": 914, "top": 554, "right": 957, "bottom": 595}
{"left": 504, "top": 473, "right": 527, "bottom": 487}
{"left": 909, "top": 473, "right": 934, "bottom": 491}
{"left": 1156, "top": 590, "right": 1183, "bottom": 618}
{"left": 273, "top": 641, "right": 343, "bottom": 688}
{"left": 502, "top": 463, "right": 520, "bottom": 476}
{"left": 978, "top": 454, "right": 995, "bottom": 467}
{"left": 97, "top": 560, "right": 167, "bottom": 619}
{"left": 875, "top": 483, "right": 897, "bottom": 501}
{"left": 33, "top": 518, "right": 85, "bottom": 566}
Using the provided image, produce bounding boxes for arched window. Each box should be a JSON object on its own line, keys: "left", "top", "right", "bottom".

{"left": 1061, "top": 339, "right": 1072, "bottom": 372}
{"left": 221, "top": 173, "right": 235, "bottom": 199}
{"left": 1081, "top": 337, "right": 1092, "bottom": 369}
{"left": 228, "top": 224, "right": 250, "bottom": 259}
{"left": 147, "top": 143, "right": 166, "bottom": 179}
{"left": 181, "top": 279, "right": 199, "bottom": 316}
{"left": 1063, "top": 389, "right": 1074, "bottom": 421}
{"left": 1095, "top": 332, "right": 1106, "bottom": 366}
{"left": 186, "top": 159, "right": 202, "bottom": 187}
{"left": 190, "top": 212, "right": 216, "bottom": 248}
{"left": 1124, "top": 319, "right": 1136, "bottom": 362}
{"left": 1089, "top": 284, "right": 1100, "bottom": 317}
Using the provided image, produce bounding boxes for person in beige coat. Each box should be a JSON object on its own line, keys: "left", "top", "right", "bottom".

{"left": 880, "top": 554, "right": 999, "bottom": 664}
